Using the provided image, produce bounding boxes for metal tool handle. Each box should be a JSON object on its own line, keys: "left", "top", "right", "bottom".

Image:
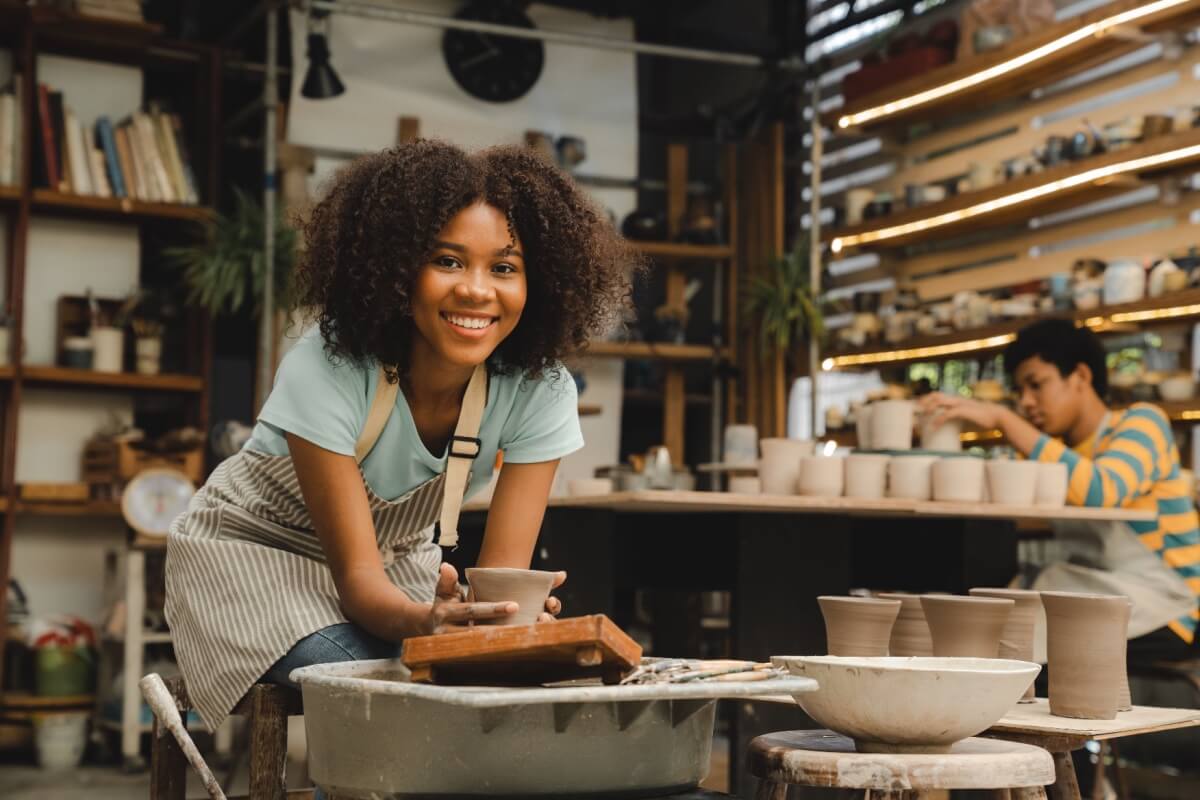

{"left": 139, "top": 673, "right": 228, "bottom": 800}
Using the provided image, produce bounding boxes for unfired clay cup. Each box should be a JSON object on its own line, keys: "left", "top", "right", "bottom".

{"left": 970, "top": 587, "right": 1042, "bottom": 701}
{"left": 567, "top": 478, "right": 613, "bottom": 497}
{"left": 932, "top": 457, "right": 985, "bottom": 502}
{"left": 759, "top": 438, "right": 814, "bottom": 495}
{"left": 877, "top": 592, "right": 933, "bottom": 657}
{"left": 845, "top": 454, "right": 890, "bottom": 499}
{"left": 797, "top": 455, "right": 845, "bottom": 497}
{"left": 887, "top": 456, "right": 937, "bottom": 500}
{"left": 871, "top": 399, "right": 915, "bottom": 451}
{"left": 465, "top": 568, "right": 557, "bottom": 626}
{"left": 919, "top": 416, "right": 963, "bottom": 452}
{"left": 1034, "top": 462, "right": 1069, "bottom": 507}
{"left": 728, "top": 475, "right": 761, "bottom": 494}
{"left": 818, "top": 596, "right": 901, "bottom": 657}
{"left": 986, "top": 460, "right": 1039, "bottom": 506}
{"left": 920, "top": 595, "right": 1014, "bottom": 658}
{"left": 1041, "top": 591, "right": 1130, "bottom": 720}
{"left": 855, "top": 405, "right": 874, "bottom": 450}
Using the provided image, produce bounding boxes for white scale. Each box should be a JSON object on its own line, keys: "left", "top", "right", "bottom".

{"left": 120, "top": 467, "right": 196, "bottom": 539}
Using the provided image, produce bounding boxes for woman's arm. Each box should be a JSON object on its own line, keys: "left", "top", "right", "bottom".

{"left": 479, "top": 460, "right": 559, "bottom": 567}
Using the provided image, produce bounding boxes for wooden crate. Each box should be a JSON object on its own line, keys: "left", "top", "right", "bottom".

{"left": 83, "top": 438, "right": 204, "bottom": 486}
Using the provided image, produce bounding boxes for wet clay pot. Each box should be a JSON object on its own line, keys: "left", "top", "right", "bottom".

{"left": 845, "top": 454, "right": 890, "bottom": 499}
{"left": 465, "top": 568, "right": 557, "bottom": 626}
{"left": 871, "top": 400, "right": 916, "bottom": 451}
{"left": 932, "top": 457, "right": 985, "bottom": 502}
{"left": 919, "top": 416, "right": 963, "bottom": 452}
{"left": 1035, "top": 462, "right": 1069, "bottom": 507}
{"left": 1041, "top": 591, "right": 1131, "bottom": 720}
{"left": 877, "top": 593, "right": 933, "bottom": 657}
{"left": 887, "top": 456, "right": 937, "bottom": 500}
{"left": 986, "top": 460, "right": 1039, "bottom": 506}
{"left": 920, "top": 595, "right": 1014, "bottom": 657}
{"left": 818, "top": 596, "right": 901, "bottom": 656}
{"left": 798, "top": 455, "right": 845, "bottom": 497}
{"left": 969, "top": 588, "right": 1043, "bottom": 702}
{"left": 759, "top": 438, "right": 814, "bottom": 495}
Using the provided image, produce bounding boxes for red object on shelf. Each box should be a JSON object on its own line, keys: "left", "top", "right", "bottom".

{"left": 843, "top": 47, "right": 954, "bottom": 106}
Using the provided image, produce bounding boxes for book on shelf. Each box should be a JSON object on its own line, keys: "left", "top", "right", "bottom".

{"left": 0, "top": 82, "right": 16, "bottom": 187}
{"left": 94, "top": 117, "right": 125, "bottom": 198}
{"left": 47, "top": 90, "right": 69, "bottom": 193}
{"left": 89, "top": 148, "right": 112, "bottom": 198}
{"left": 64, "top": 108, "right": 93, "bottom": 196}
{"left": 33, "top": 84, "right": 60, "bottom": 191}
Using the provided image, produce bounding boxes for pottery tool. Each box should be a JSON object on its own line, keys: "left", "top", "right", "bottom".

{"left": 139, "top": 673, "right": 227, "bottom": 800}
{"left": 401, "top": 613, "right": 641, "bottom": 685}
{"left": 621, "top": 659, "right": 782, "bottom": 685}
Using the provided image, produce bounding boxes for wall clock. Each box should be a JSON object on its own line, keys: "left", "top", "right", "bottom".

{"left": 443, "top": 2, "right": 545, "bottom": 103}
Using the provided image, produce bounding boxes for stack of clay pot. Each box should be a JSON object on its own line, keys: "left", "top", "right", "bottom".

{"left": 1041, "top": 591, "right": 1132, "bottom": 719}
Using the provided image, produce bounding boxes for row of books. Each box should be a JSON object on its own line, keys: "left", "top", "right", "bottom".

{"left": 33, "top": 82, "right": 200, "bottom": 205}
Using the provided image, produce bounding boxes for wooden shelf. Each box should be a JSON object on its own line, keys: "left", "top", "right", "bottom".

{"left": 21, "top": 365, "right": 204, "bottom": 393}
{"left": 634, "top": 241, "right": 733, "bottom": 260}
{"left": 32, "top": 190, "right": 211, "bottom": 224}
{"left": 0, "top": 185, "right": 19, "bottom": 207}
{"left": 14, "top": 499, "right": 121, "bottom": 517}
{"left": 826, "top": 288, "right": 1200, "bottom": 369}
{"left": 832, "top": 0, "right": 1200, "bottom": 132}
{"left": 584, "top": 341, "right": 729, "bottom": 362}
{"left": 826, "top": 127, "right": 1200, "bottom": 251}
{"left": 624, "top": 388, "right": 713, "bottom": 407}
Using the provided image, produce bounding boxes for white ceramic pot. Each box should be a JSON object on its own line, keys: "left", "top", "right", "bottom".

{"left": 34, "top": 712, "right": 88, "bottom": 770}
{"left": 760, "top": 438, "right": 815, "bottom": 495}
{"left": 845, "top": 188, "right": 874, "bottom": 226}
{"left": 919, "top": 416, "right": 963, "bottom": 452}
{"left": 567, "top": 478, "right": 613, "bottom": 497}
{"left": 855, "top": 405, "right": 874, "bottom": 450}
{"left": 844, "top": 454, "right": 890, "bottom": 499}
{"left": 1034, "top": 462, "right": 1069, "bottom": 507}
{"left": 135, "top": 336, "right": 162, "bottom": 376}
{"left": 870, "top": 400, "right": 915, "bottom": 451}
{"left": 986, "top": 460, "right": 1039, "bottom": 506}
{"left": 1159, "top": 374, "right": 1196, "bottom": 402}
{"left": 887, "top": 455, "right": 937, "bottom": 500}
{"left": 728, "top": 476, "right": 762, "bottom": 495}
{"left": 723, "top": 424, "right": 759, "bottom": 465}
{"left": 932, "top": 457, "right": 985, "bottom": 502}
{"left": 1103, "top": 259, "right": 1146, "bottom": 306}
{"left": 797, "top": 455, "right": 845, "bottom": 497}
{"left": 91, "top": 326, "right": 124, "bottom": 373}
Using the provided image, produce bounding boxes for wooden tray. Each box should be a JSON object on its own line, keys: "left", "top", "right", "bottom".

{"left": 401, "top": 614, "right": 642, "bottom": 686}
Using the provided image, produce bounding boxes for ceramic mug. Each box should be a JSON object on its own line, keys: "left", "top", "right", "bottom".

{"left": 932, "top": 457, "right": 985, "bottom": 502}
{"left": 986, "top": 460, "right": 1039, "bottom": 506}
{"left": 870, "top": 399, "right": 915, "bottom": 451}
{"left": 844, "top": 454, "right": 889, "bottom": 499}
{"left": 887, "top": 455, "right": 937, "bottom": 500}
{"left": 760, "top": 438, "right": 814, "bottom": 495}
{"left": 1034, "top": 462, "right": 1068, "bottom": 507}
{"left": 797, "top": 455, "right": 845, "bottom": 497}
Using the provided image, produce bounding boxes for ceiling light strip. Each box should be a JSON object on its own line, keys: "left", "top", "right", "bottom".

{"left": 828, "top": 333, "right": 1017, "bottom": 368}
{"left": 837, "top": 0, "right": 1193, "bottom": 128}
{"left": 831, "top": 142, "right": 1200, "bottom": 251}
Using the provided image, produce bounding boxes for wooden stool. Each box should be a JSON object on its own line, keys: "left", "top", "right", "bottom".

{"left": 748, "top": 729, "right": 1056, "bottom": 800}
{"left": 150, "top": 677, "right": 309, "bottom": 800}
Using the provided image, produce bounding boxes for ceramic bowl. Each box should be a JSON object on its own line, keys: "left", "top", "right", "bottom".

{"left": 986, "top": 460, "right": 1039, "bottom": 506}
{"left": 797, "top": 455, "right": 845, "bottom": 497}
{"left": 465, "top": 568, "right": 557, "bottom": 626}
{"left": 1034, "top": 462, "right": 1068, "bottom": 507}
{"left": 887, "top": 455, "right": 937, "bottom": 500}
{"left": 1159, "top": 374, "right": 1196, "bottom": 402}
{"left": 772, "top": 656, "right": 1040, "bottom": 753}
{"left": 567, "top": 478, "right": 614, "bottom": 497}
{"left": 932, "top": 457, "right": 985, "bottom": 502}
{"left": 845, "top": 454, "right": 890, "bottom": 499}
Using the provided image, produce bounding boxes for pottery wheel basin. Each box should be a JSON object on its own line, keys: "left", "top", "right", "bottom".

{"left": 772, "top": 656, "right": 1040, "bottom": 753}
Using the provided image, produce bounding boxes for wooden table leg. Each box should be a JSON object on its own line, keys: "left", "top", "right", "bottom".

{"left": 248, "top": 687, "right": 289, "bottom": 800}
{"left": 753, "top": 778, "right": 788, "bottom": 800}
{"left": 149, "top": 678, "right": 189, "bottom": 800}
{"left": 1048, "top": 750, "right": 1083, "bottom": 800}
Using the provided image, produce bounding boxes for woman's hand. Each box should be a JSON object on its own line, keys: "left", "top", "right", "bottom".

{"left": 918, "top": 391, "right": 1007, "bottom": 431}
{"left": 412, "top": 563, "right": 517, "bottom": 635}
{"left": 538, "top": 570, "right": 567, "bottom": 623}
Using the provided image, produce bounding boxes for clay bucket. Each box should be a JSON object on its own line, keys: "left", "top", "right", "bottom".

{"left": 759, "top": 438, "right": 814, "bottom": 495}
{"left": 844, "top": 454, "right": 889, "bottom": 499}
{"left": 886, "top": 456, "right": 937, "bottom": 500}
{"left": 1041, "top": 591, "right": 1131, "bottom": 720}
{"left": 920, "top": 595, "right": 1014, "bottom": 657}
{"left": 986, "top": 460, "right": 1039, "bottom": 506}
{"left": 969, "top": 588, "right": 1042, "bottom": 701}
{"left": 932, "top": 457, "right": 985, "bottom": 502}
{"left": 870, "top": 400, "right": 915, "bottom": 451}
{"left": 797, "top": 455, "right": 845, "bottom": 497}
{"left": 1034, "top": 462, "right": 1069, "bottom": 507}
{"left": 464, "top": 568, "right": 557, "bottom": 626}
{"left": 818, "top": 596, "right": 901, "bottom": 656}
{"left": 876, "top": 593, "right": 933, "bottom": 657}
{"left": 919, "top": 415, "right": 963, "bottom": 452}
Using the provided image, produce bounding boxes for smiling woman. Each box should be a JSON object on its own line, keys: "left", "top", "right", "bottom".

{"left": 163, "top": 140, "right": 639, "bottom": 731}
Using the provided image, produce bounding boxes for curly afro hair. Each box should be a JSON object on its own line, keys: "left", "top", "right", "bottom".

{"left": 293, "top": 139, "right": 639, "bottom": 382}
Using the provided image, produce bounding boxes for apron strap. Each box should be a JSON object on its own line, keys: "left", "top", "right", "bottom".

{"left": 438, "top": 364, "right": 487, "bottom": 549}
{"left": 355, "top": 366, "right": 399, "bottom": 464}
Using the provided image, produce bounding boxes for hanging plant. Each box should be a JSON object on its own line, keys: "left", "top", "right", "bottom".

{"left": 743, "top": 239, "right": 824, "bottom": 356}
{"left": 164, "top": 188, "right": 298, "bottom": 317}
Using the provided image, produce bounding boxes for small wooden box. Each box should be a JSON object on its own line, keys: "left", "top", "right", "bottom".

{"left": 18, "top": 482, "right": 90, "bottom": 503}
{"left": 83, "top": 438, "right": 204, "bottom": 486}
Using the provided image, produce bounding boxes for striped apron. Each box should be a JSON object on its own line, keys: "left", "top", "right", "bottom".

{"left": 165, "top": 365, "right": 486, "bottom": 730}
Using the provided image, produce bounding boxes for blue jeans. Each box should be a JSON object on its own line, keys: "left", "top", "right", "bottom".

{"left": 264, "top": 622, "right": 402, "bottom": 688}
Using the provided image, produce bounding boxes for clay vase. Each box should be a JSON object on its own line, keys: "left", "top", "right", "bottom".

{"left": 797, "top": 455, "right": 845, "bottom": 497}
{"left": 986, "top": 460, "right": 1039, "bottom": 506}
{"left": 969, "top": 588, "right": 1043, "bottom": 701}
{"left": 1041, "top": 591, "right": 1131, "bottom": 720}
{"left": 759, "top": 438, "right": 814, "bottom": 495}
{"left": 818, "top": 596, "right": 901, "bottom": 656}
{"left": 1035, "top": 462, "right": 1069, "bottom": 507}
{"left": 887, "top": 456, "right": 937, "bottom": 500}
{"left": 844, "top": 454, "right": 890, "bottom": 499}
{"left": 920, "top": 595, "right": 1014, "bottom": 657}
{"left": 464, "top": 568, "right": 558, "bottom": 626}
{"left": 932, "top": 457, "right": 985, "bottom": 502}
{"left": 870, "top": 400, "right": 915, "bottom": 451}
{"left": 877, "top": 593, "right": 934, "bottom": 657}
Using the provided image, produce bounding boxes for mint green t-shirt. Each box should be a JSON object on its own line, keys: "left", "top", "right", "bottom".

{"left": 244, "top": 328, "right": 584, "bottom": 501}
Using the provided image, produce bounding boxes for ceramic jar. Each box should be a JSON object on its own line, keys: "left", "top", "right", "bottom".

{"left": 759, "top": 438, "right": 814, "bottom": 495}
{"left": 723, "top": 425, "right": 759, "bottom": 466}
{"left": 728, "top": 476, "right": 761, "bottom": 494}
{"left": 818, "top": 596, "right": 901, "bottom": 657}
{"left": 970, "top": 588, "right": 1043, "bottom": 701}
{"left": 919, "top": 416, "right": 962, "bottom": 452}
{"left": 1041, "top": 591, "right": 1131, "bottom": 720}
{"left": 1034, "top": 462, "right": 1069, "bottom": 507}
{"left": 920, "top": 595, "right": 1014, "bottom": 657}
{"left": 887, "top": 456, "right": 937, "bottom": 500}
{"left": 62, "top": 336, "right": 94, "bottom": 369}
{"left": 844, "top": 454, "right": 890, "bottom": 499}
{"left": 986, "top": 460, "right": 1039, "bottom": 506}
{"left": 1103, "top": 259, "right": 1146, "bottom": 306}
{"left": 855, "top": 404, "right": 874, "bottom": 450}
{"left": 797, "top": 455, "right": 844, "bottom": 497}
{"left": 876, "top": 593, "right": 933, "bottom": 656}
{"left": 932, "top": 457, "right": 985, "bottom": 502}
{"left": 870, "top": 400, "right": 915, "bottom": 451}
{"left": 135, "top": 337, "right": 162, "bottom": 375}
{"left": 91, "top": 326, "right": 124, "bottom": 373}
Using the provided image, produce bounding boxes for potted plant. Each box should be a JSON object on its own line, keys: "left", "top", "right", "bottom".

{"left": 742, "top": 240, "right": 824, "bottom": 371}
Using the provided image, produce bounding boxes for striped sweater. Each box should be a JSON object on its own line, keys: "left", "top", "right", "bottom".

{"left": 1030, "top": 403, "right": 1200, "bottom": 643}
